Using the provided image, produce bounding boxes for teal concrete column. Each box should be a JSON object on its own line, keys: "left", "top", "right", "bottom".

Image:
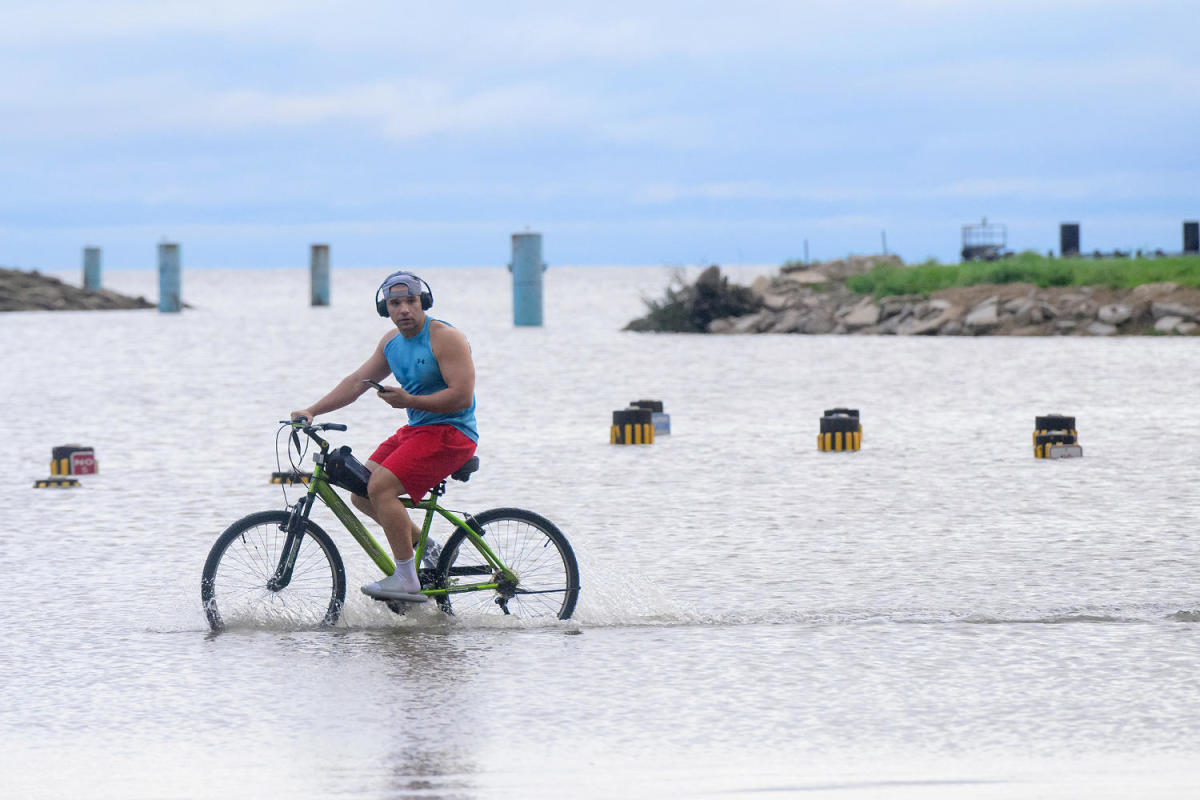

{"left": 509, "top": 232, "right": 546, "bottom": 326}
{"left": 83, "top": 247, "right": 101, "bottom": 291}
{"left": 310, "top": 244, "right": 330, "bottom": 306}
{"left": 158, "top": 242, "right": 181, "bottom": 312}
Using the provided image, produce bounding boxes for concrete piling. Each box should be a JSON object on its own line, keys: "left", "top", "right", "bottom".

{"left": 157, "top": 242, "right": 181, "bottom": 312}
{"left": 83, "top": 247, "right": 101, "bottom": 291}
{"left": 310, "top": 244, "right": 330, "bottom": 306}
{"left": 509, "top": 232, "right": 546, "bottom": 326}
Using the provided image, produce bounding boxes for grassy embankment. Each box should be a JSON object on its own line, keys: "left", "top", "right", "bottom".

{"left": 844, "top": 252, "right": 1200, "bottom": 298}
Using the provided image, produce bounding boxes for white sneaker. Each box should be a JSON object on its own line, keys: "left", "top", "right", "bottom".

{"left": 361, "top": 572, "right": 427, "bottom": 603}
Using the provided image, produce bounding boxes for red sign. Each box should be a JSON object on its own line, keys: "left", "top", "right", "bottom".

{"left": 70, "top": 451, "right": 97, "bottom": 475}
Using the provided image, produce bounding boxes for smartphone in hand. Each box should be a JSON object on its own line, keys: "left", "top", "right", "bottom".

{"left": 362, "top": 379, "right": 391, "bottom": 392}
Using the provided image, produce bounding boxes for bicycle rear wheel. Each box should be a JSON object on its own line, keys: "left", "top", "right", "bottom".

{"left": 201, "top": 510, "right": 346, "bottom": 632}
{"left": 435, "top": 507, "right": 579, "bottom": 620}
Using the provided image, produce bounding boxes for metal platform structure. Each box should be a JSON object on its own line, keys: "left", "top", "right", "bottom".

{"left": 961, "top": 217, "right": 1009, "bottom": 262}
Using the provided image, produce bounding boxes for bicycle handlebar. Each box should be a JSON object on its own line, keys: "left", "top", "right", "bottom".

{"left": 279, "top": 420, "right": 348, "bottom": 453}
{"left": 280, "top": 420, "right": 347, "bottom": 433}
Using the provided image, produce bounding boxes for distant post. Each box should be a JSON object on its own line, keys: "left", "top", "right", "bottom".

{"left": 509, "top": 232, "right": 546, "bottom": 326}
{"left": 1184, "top": 221, "right": 1199, "bottom": 254}
{"left": 1060, "top": 223, "right": 1080, "bottom": 257}
{"left": 83, "top": 247, "right": 101, "bottom": 291}
{"left": 158, "top": 242, "right": 181, "bottom": 313}
{"left": 310, "top": 244, "right": 330, "bottom": 306}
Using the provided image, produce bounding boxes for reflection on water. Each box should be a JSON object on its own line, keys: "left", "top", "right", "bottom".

{"left": 1, "top": 266, "right": 1198, "bottom": 798}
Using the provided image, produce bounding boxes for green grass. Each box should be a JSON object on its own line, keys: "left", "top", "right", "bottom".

{"left": 845, "top": 252, "right": 1200, "bottom": 297}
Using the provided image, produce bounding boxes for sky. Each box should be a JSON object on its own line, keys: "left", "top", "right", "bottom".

{"left": 2, "top": 0, "right": 1198, "bottom": 270}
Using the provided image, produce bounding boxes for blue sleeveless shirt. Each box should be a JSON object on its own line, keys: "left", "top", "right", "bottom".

{"left": 383, "top": 318, "right": 478, "bottom": 442}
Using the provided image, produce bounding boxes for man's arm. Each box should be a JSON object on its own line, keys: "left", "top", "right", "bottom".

{"left": 290, "top": 333, "right": 395, "bottom": 422}
{"left": 379, "top": 322, "right": 475, "bottom": 413}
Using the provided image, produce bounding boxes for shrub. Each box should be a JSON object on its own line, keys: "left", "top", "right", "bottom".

{"left": 846, "top": 253, "right": 1200, "bottom": 297}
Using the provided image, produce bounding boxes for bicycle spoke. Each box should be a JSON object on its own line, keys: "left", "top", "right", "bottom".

{"left": 203, "top": 512, "right": 345, "bottom": 630}
{"left": 437, "top": 509, "right": 578, "bottom": 621}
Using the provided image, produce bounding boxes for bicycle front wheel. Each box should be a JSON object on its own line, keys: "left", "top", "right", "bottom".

{"left": 436, "top": 507, "right": 579, "bottom": 620}
{"left": 201, "top": 510, "right": 346, "bottom": 632}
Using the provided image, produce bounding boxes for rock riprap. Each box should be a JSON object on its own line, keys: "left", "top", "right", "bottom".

{"left": 626, "top": 259, "right": 1200, "bottom": 336}
{"left": 0, "top": 267, "right": 154, "bottom": 312}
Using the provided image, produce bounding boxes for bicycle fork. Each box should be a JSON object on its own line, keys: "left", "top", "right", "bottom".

{"left": 266, "top": 496, "right": 315, "bottom": 592}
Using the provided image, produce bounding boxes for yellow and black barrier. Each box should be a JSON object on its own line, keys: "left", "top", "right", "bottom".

{"left": 1033, "top": 415, "right": 1077, "bottom": 445}
{"left": 1034, "top": 433, "right": 1077, "bottom": 458}
{"left": 1034, "top": 414, "right": 1083, "bottom": 458}
{"left": 50, "top": 444, "right": 96, "bottom": 475}
{"left": 34, "top": 477, "right": 80, "bottom": 488}
{"left": 270, "top": 471, "right": 312, "bottom": 484}
{"left": 37, "top": 444, "right": 95, "bottom": 488}
{"left": 611, "top": 408, "right": 654, "bottom": 445}
{"left": 819, "top": 409, "right": 862, "bottom": 452}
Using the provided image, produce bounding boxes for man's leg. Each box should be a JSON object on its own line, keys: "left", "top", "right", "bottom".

{"left": 361, "top": 464, "right": 424, "bottom": 600}
{"left": 367, "top": 466, "right": 414, "bottom": 562}
{"left": 351, "top": 462, "right": 381, "bottom": 524}
{"left": 350, "top": 491, "right": 378, "bottom": 523}
{"left": 352, "top": 461, "right": 421, "bottom": 548}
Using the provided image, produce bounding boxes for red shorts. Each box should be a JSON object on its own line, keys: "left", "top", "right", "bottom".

{"left": 368, "top": 424, "right": 477, "bottom": 501}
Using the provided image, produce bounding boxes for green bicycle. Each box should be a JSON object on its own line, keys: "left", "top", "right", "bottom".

{"left": 200, "top": 421, "right": 580, "bottom": 631}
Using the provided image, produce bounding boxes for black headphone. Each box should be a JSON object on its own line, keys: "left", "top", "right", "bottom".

{"left": 375, "top": 271, "right": 433, "bottom": 316}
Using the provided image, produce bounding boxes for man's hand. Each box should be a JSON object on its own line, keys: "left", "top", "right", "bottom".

{"left": 289, "top": 409, "right": 314, "bottom": 424}
{"left": 376, "top": 386, "right": 416, "bottom": 409}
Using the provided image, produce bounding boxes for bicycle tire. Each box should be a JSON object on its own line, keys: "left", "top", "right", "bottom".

{"left": 435, "top": 507, "right": 580, "bottom": 620}
{"left": 201, "top": 510, "right": 346, "bottom": 632}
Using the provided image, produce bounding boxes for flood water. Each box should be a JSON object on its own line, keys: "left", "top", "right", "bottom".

{"left": 2, "top": 264, "right": 1198, "bottom": 799}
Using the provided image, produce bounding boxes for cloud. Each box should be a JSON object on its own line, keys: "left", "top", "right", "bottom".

{"left": 0, "top": 73, "right": 694, "bottom": 147}
{"left": 7, "top": 1, "right": 1159, "bottom": 64}
{"left": 201, "top": 81, "right": 587, "bottom": 141}
{"left": 879, "top": 55, "right": 1200, "bottom": 109}
{"left": 0, "top": 0, "right": 304, "bottom": 44}
{"left": 630, "top": 168, "right": 1200, "bottom": 208}
{"left": 632, "top": 181, "right": 893, "bottom": 205}
{"left": 931, "top": 172, "right": 1197, "bottom": 201}
{"left": 5, "top": 1, "right": 1196, "bottom": 149}
{"left": 1, "top": 0, "right": 1196, "bottom": 269}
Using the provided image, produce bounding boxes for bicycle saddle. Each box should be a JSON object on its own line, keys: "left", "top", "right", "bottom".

{"left": 451, "top": 456, "right": 480, "bottom": 482}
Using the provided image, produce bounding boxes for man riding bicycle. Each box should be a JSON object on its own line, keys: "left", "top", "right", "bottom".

{"left": 290, "top": 270, "right": 478, "bottom": 603}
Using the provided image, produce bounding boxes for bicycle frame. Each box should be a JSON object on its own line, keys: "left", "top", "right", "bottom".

{"left": 271, "top": 432, "right": 516, "bottom": 600}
